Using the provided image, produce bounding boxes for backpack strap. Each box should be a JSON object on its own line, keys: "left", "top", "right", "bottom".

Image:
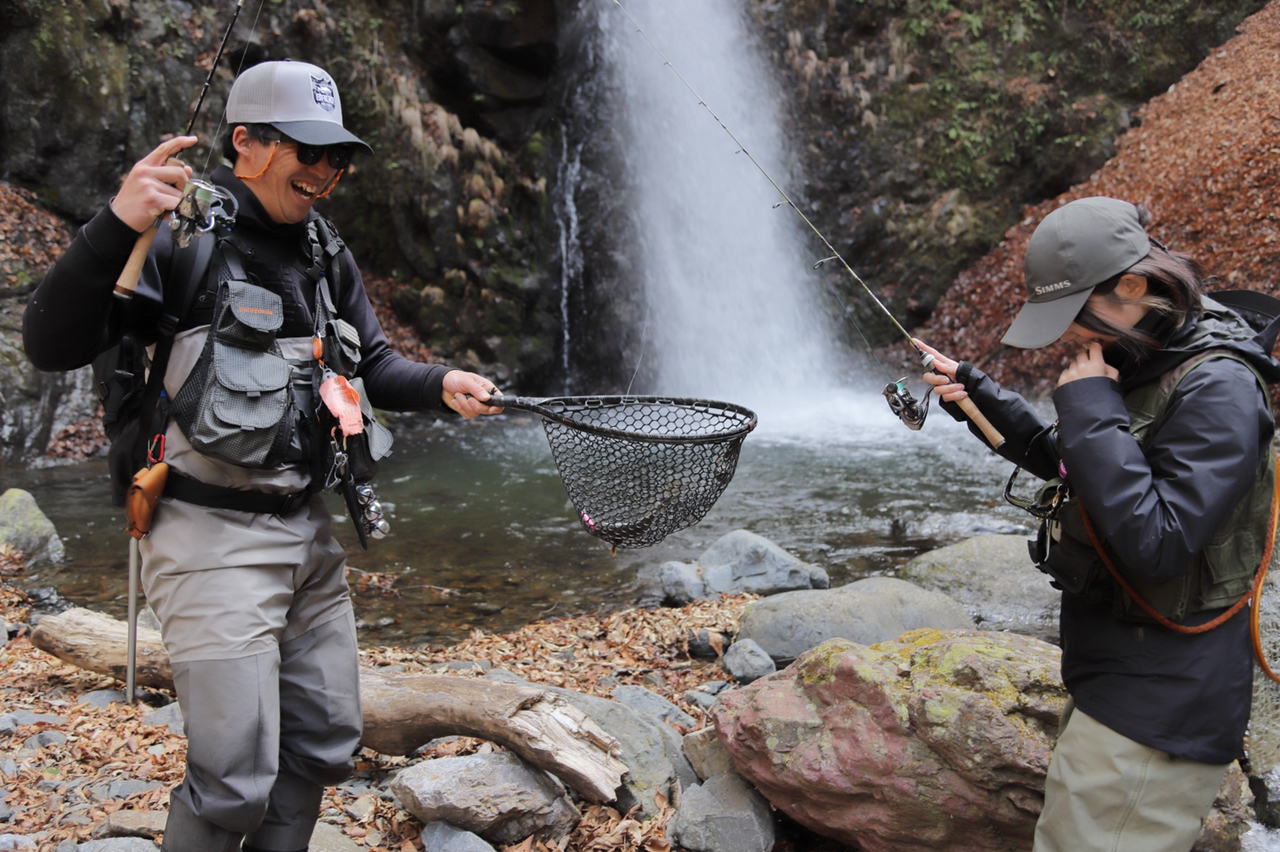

{"left": 133, "top": 230, "right": 220, "bottom": 464}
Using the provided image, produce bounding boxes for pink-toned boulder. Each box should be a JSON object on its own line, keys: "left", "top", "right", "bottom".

{"left": 711, "top": 628, "right": 1066, "bottom": 852}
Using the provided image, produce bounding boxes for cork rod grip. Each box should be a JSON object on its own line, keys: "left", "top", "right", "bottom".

{"left": 955, "top": 395, "right": 1005, "bottom": 449}
{"left": 113, "top": 223, "right": 160, "bottom": 300}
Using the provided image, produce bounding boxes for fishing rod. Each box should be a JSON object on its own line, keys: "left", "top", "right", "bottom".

{"left": 113, "top": 0, "right": 246, "bottom": 301}
{"left": 610, "top": 0, "right": 1005, "bottom": 449}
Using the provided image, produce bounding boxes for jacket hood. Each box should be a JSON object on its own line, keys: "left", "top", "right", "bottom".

{"left": 1111, "top": 293, "right": 1280, "bottom": 389}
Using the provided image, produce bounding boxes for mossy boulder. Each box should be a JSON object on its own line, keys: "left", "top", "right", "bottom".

{"left": 0, "top": 488, "right": 65, "bottom": 567}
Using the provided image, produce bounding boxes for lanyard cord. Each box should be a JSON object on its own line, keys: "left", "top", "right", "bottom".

{"left": 1076, "top": 459, "right": 1279, "bottom": 659}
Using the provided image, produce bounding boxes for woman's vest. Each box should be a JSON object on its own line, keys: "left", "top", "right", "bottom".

{"left": 1038, "top": 351, "right": 1275, "bottom": 623}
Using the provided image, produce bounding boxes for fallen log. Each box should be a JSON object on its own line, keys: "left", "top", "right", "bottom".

{"left": 30, "top": 607, "right": 173, "bottom": 688}
{"left": 359, "top": 669, "right": 626, "bottom": 803}
{"left": 30, "top": 607, "right": 628, "bottom": 803}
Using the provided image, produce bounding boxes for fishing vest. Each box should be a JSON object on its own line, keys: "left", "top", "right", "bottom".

{"left": 100, "top": 215, "right": 392, "bottom": 506}
{"left": 1038, "top": 350, "right": 1275, "bottom": 623}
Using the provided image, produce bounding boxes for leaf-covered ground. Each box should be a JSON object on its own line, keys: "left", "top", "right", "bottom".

{"left": 3, "top": 577, "right": 785, "bottom": 851}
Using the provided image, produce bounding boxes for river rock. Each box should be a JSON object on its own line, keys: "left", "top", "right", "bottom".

{"left": 0, "top": 489, "right": 65, "bottom": 567}
{"left": 389, "top": 751, "right": 579, "bottom": 846}
{"left": 735, "top": 576, "right": 973, "bottom": 663}
{"left": 712, "top": 629, "right": 1065, "bottom": 852}
{"left": 419, "top": 822, "right": 498, "bottom": 852}
{"left": 668, "top": 772, "right": 775, "bottom": 852}
{"left": 610, "top": 684, "right": 697, "bottom": 731}
{"left": 636, "top": 530, "right": 829, "bottom": 606}
{"left": 897, "top": 534, "right": 1060, "bottom": 643}
{"left": 721, "top": 639, "right": 776, "bottom": 684}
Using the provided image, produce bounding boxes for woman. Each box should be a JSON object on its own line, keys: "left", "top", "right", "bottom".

{"left": 917, "top": 196, "right": 1280, "bottom": 852}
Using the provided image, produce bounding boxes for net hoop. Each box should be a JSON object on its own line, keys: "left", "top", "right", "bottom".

{"left": 503, "top": 395, "right": 758, "bottom": 444}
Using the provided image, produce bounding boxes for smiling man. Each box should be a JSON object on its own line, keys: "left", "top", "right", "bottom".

{"left": 223, "top": 61, "right": 365, "bottom": 225}
{"left": 23, "top": 59, "right": 504, "bottom": 852}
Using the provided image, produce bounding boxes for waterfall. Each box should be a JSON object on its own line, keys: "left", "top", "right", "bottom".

{"left": 556, "top": 132, "right": 585, "bottom": 379}
{"left": 599, "top": 0, "right": 843, "bottom": 414}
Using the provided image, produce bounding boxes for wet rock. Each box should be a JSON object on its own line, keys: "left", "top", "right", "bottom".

{"left": 735, "top": 576, "right": 973, "bottom": 663}
{"left": 897, "top": 534, "right": 1060, "bottom": 644}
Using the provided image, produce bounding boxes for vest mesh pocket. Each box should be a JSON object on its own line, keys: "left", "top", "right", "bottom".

{"left": 172, "top": 278, "right": 297, "bottom": 469}
{"left": 214, "top": 280, "right": 283, "bottom": 351}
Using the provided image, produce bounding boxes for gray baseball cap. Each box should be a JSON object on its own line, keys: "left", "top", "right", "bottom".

{"left": 226, "top": 60, "right": 371, "bottom": 154}
{"left": 1001, "top": 196, "right": 1151, "bottom": 349}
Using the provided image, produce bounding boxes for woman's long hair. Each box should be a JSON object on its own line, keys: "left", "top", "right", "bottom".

{"left": 1071, "top": 208, "right": 1206, "bottom": 353}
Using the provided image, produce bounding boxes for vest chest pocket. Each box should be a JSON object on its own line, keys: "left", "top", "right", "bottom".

{"left": 171, "top": 281, "right": 299, "bottom": 469}
{"left": 215, "top": 280, "right": 283, "bottom": 350}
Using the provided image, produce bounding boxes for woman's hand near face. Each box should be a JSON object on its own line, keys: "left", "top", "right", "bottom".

{"left": 1057, "top": 342, "right": 1119, "bottom": 387}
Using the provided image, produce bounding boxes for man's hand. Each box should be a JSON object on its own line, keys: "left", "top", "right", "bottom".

{"left": 1058, "top": 342, "right": 1118, "bottom": 387}
{"left": 442, "top": 370, "right": 505, "bottom": 419}
{"left": 109, "top": 136, "right": 198, "bottom": 233}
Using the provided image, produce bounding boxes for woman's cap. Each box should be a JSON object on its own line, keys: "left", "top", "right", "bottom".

{"left": 226, "top": 60, "right": 372, "bottom": 154}
{"left": 1001, "top": 196, "right": 1151, "bottom": 349}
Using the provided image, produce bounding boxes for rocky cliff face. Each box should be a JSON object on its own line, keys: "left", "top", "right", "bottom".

{"left": 742, "top": 0, "right": 1268, "bottom": 348}
{"left": 0, "top": 0, "right": 1267, "bottom": 466}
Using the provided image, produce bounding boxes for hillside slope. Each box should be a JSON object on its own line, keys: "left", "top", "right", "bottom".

{"left": 910, "top": 0, "right": 1280, "bottom": 398}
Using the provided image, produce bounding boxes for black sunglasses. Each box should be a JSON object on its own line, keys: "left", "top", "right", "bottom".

{"left": 294, "top": 141, "right": 355, "bottom": 171}
{"left": 258, "top": 128, "right": 354, "bottom": 170}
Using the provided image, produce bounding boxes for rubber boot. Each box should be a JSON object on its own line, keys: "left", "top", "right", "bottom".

{"left": 160, "top": 794, "right": 245, "bottom": 852}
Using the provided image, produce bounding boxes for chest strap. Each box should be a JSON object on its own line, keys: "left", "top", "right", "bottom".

{"left": 164, "top": 470, "right": 313, "bottom": 516}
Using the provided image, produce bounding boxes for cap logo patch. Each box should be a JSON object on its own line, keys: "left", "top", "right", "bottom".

{"left": 1034, "top": 279, "right": 1073, "bottom": 296}
{"left": 311, "top": 75, "right": 337, "bottom": 112}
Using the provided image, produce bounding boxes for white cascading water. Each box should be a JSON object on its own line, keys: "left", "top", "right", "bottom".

{"left": 601, "top": 0, "right": 843, "bottom": 416}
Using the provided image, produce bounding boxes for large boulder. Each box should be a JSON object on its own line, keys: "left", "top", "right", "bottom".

{"left": 735, "top": 576, "right": 973, "bottom": 663}
{"left": 0, "top": 489, "right": 65, "bottom": 567}
{"left": 712, "top": 629, "right": 1065, "bottom": 852}
{"left": 897, "top": 534, "right": 1060, "bottom": 643}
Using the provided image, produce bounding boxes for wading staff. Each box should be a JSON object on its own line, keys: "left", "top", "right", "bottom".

{"left": 126, "top": 538, "right": 139, "bottom": 702}
{"left": 611, "top": 0, "right": 1005, "bottom": 449}
{"left": 113, "top": 0, "right": 246, "bottom": 301}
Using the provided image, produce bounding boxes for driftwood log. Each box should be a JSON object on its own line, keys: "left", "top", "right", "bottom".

{"left": 30, "top": 607, "right": 628, "bottom": 803}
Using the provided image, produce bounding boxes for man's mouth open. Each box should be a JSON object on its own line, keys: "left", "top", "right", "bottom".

{"left": 292, "top": 180, "right": 319, "bottom": 200}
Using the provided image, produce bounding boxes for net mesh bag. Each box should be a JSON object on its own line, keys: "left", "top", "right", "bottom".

{"left": 512, "top": 395, "right": 757, "bottom": 549}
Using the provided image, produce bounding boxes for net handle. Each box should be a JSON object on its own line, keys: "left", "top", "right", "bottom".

{"left": 493, "top": 395, "right": 758, "bottom": 444}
